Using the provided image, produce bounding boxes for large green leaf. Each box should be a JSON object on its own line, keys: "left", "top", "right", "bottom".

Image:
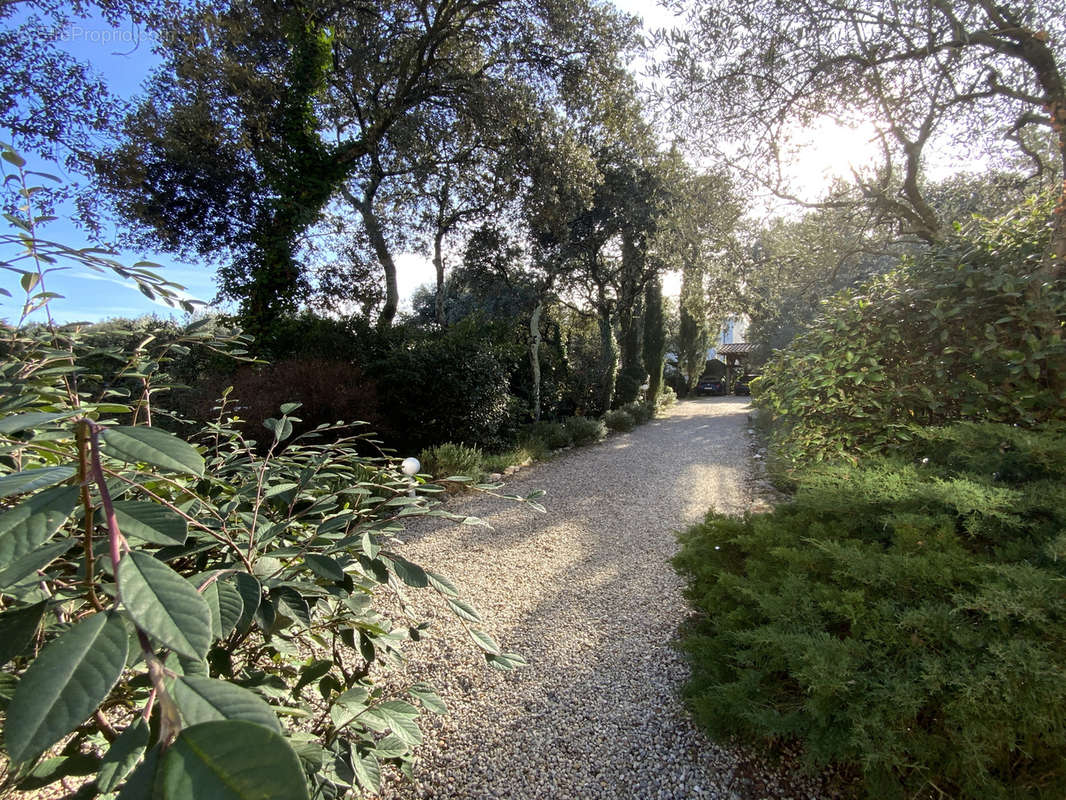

{"left": 0, "top": 540, "right": 75, "bottom": 589}
{"left": 5, "top": 611, "right": 129, "bottom": 763}
{"left": 97, "top": 717, "right": 149, "bottom": 793}
{"left": 115, "top": 744, "right": 160, "bottom": 800}
{"left": 303, "top": 553, "right": 345, "bottom": 582}
{"left": 0, "top": 411, "right": 76, "bottom": 434}
{"left": 171, "top": 676, "right": 281, "bottom": 733}
{"left": 111, "top": 501, "right": 188, "bottom": 546}
{"left": 232, "top": 572, "right": 261, "bottom": 633}
{"left": 467, "top": 628, "right": 501, "bottom": 654}
{"left": 157, "top": 720, "right": 310, "bottom": 800}
{"left": 202, "top": 578, "right": 244, "bottom": 640}
{"left": 0, "top": 485, "right": 78, "bottom": 563}
{"left": 0, "top": 467, "right": 75, "bottom": 499}
{"left": 363, "top": 703, "right": 422, "bottom": 747}
{"left": 385, "top": 555, "right": 428, "bottom": 588}
{"left": 118, "top": 551, "right": 212, "bottom": 659}
{"left": 350, "top": 748, "right": 381, "bottom": 794}
{"left": 101, "top": 426, "right": 204, "bottom": 476}
{"left": 0, "top": 601, "right": 46, "bottom": 667}
{"left": 426, "top": 570, "right": 459, "bottom": 598}
{"left": 408, "top": 683, "right": 447, "bottom": 715}
{"left": 272, "top": 586, "right": 310, "bottom": 628}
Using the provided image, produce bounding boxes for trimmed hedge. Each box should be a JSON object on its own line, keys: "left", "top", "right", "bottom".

{"left": 674, "top": 422, "right": 1066, "bottom": 800}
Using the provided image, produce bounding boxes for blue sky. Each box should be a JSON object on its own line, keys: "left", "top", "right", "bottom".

{"left": 1, "top": 8, "right": 228, "bottom": 325}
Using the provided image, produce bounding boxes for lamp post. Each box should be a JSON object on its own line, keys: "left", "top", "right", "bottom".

{"left": 401, "top": 457, "right": 420, "bottom": 498}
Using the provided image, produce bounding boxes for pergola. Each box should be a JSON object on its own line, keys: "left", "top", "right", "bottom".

{"left": 716, "top": 342, "right": 753, "bottom": 387}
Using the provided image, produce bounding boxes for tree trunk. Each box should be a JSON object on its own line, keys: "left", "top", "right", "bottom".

{"left": 361, "top": 202, "right": 398, "bottom": 328}
{"left": 341, "top": 173, "right": 397, "bottom": 329}
{"left": 529, "top": 300, "right": 544, "bottom": 422}
{"left": 433, "top": 228, "right": 446, "bottom": 326}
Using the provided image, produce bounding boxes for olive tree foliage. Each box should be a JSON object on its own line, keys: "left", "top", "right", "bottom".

{"left": 0, "top": 151, "right": 540, "bottom": 798}
{"left": 744, "top": 169, "right": 1040, "bottom": 360}
{"left": 745, "top": 202, "right": 905, "bottom": 361}
{"left": 659, "top": 0, "right": 1066, "bottom": 265}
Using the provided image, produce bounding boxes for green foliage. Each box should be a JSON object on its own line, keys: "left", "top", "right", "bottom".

{"left": 674, "top": 422, "right": 1066, "bottom": 800}
{"left": 0, "top": 156, "right": 538, "bottom": 797}
{"left": 481, "top": 447, "right": 535, "bottom": 475}
{"left": 418, "top": 443, "right": 484, "bottom": 484}
{"left": 371, "top": 320, "right": 518, "bottom": 451}
{"left": 613, "top": 364, "right": 646, "bottom": 407}
{"left": 642, "top": 276, "right": 667, "bottom": 406}
{"left": 755, "top": 197, "right": 1066, "bottom": 466}
{"left": 564, "top": 415, "right": 607, "bottom": 445}
{"left": 523, "top": 421, "right": 573, "bottom": 451}
{"left": 188, "top": 358, "right": 383, "bottom": 439}
{"left": 656, "top": 385, "right": 677, "bottom": 408}
{"left": 511, "top": 433, "right": 550, "bottom": 463}
{"left": 604, "top": 408, "right": 635, "bottom": 432}
{"left": 621, "top": 401, "right": 652, "bottom": 424}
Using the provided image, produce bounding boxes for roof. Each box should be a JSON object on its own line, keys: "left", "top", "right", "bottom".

{"left": 716, "top": 342, "right": 753, "bottom": 355}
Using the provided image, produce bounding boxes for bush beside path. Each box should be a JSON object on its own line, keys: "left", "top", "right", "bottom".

{"left": 376, "top": 398, "right": 831, "bottom": 800}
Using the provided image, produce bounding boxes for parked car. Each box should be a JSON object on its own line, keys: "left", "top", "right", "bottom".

{"left": 695, "top": 377, "right": 727, "bottom": 396}
{"left": 734, "top": 375, "right": 755, "bottom": 395}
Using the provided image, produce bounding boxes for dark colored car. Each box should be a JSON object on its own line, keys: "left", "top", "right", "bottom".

{"left": 695, "top": 377, "right": 727, "bottom": 396}
{"left": 734, "top": 375, "right": 754, "bottom": 395}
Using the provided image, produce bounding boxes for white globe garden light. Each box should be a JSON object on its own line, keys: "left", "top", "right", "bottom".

{"left": 401, "top": 457, "right": 420, "bottom": 476}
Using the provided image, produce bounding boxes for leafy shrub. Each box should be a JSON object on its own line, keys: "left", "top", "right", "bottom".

{"left": 524, "top": 420, "right": 573, "bottom": 450}
{"left": 664, "top": 365, "right": 689, "bottom": 399}
{"left": 419, "top": 442, "right": 483, "bottom": 484}
{"left": 656, "top": 385, "right": 678, "bottom": 409}
{"left": 622, "top": 401, "right": 652, "bottom": 424}
{"left": 371, "top": 319, "right": 517, "bottom": 451}
{"left": 755, "top": 197, "right": 1066, "bottom": 466}
{"left": 613, "top": 363, "right": 646, "bottom": 406}
{"left": 604, "top": 408, "right": 636, "bottom": 432}
{"left": 564, "top": 415, "right": 607, "bottom": 446}
{"left": 674, "top": 422, "right": 1066, "bottom": 800}
{"left": 0, "top": 154, "right": 536, "bottom": 798}
{"left": 515, "top": 432, "right": 551, "bottom": 462}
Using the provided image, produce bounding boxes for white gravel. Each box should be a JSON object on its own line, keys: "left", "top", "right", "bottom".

{"left": 377, "top": 397, "right": 834, "bottom": 800}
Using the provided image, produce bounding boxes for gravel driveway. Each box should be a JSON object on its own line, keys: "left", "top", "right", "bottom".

{"left": 378, "top": 397, "right": 816, "bottom": 800}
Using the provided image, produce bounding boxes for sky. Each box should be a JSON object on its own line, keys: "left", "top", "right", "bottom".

{"left": 0, "top": 1, "right": 879, "bottom": 326}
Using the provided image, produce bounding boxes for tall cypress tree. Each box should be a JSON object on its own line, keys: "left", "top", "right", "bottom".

{"left": 642, "top": 276, "right": 666, "bottom": 405}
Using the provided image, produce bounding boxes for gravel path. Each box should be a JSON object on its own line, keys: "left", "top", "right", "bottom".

{"left": 378, "top": 397, "right": 819, "bottom": 800}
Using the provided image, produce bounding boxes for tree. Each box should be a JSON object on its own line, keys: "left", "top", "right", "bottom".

{"left": 642, "top": 275, "right": 667, "bottom": 405}
{"left": 98, "top": 0, "right": 641, "bottom": 335}
{"left": 745, "top": 202, "right": 902, "bottom": 359}
{"left": 676, "top": 266, "right": 708, "bottom": 392}
{"left": 663, "top": 0, "right": 1066, "bottom": 267}
{"left": 745, "top": 169, "right": 1039, "bottom": 359}
{"left": 650, "top": 162, "right": 743, "bottom": 388}
{"left": 0, "top": 0, "right": 169, "bottom": 225}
